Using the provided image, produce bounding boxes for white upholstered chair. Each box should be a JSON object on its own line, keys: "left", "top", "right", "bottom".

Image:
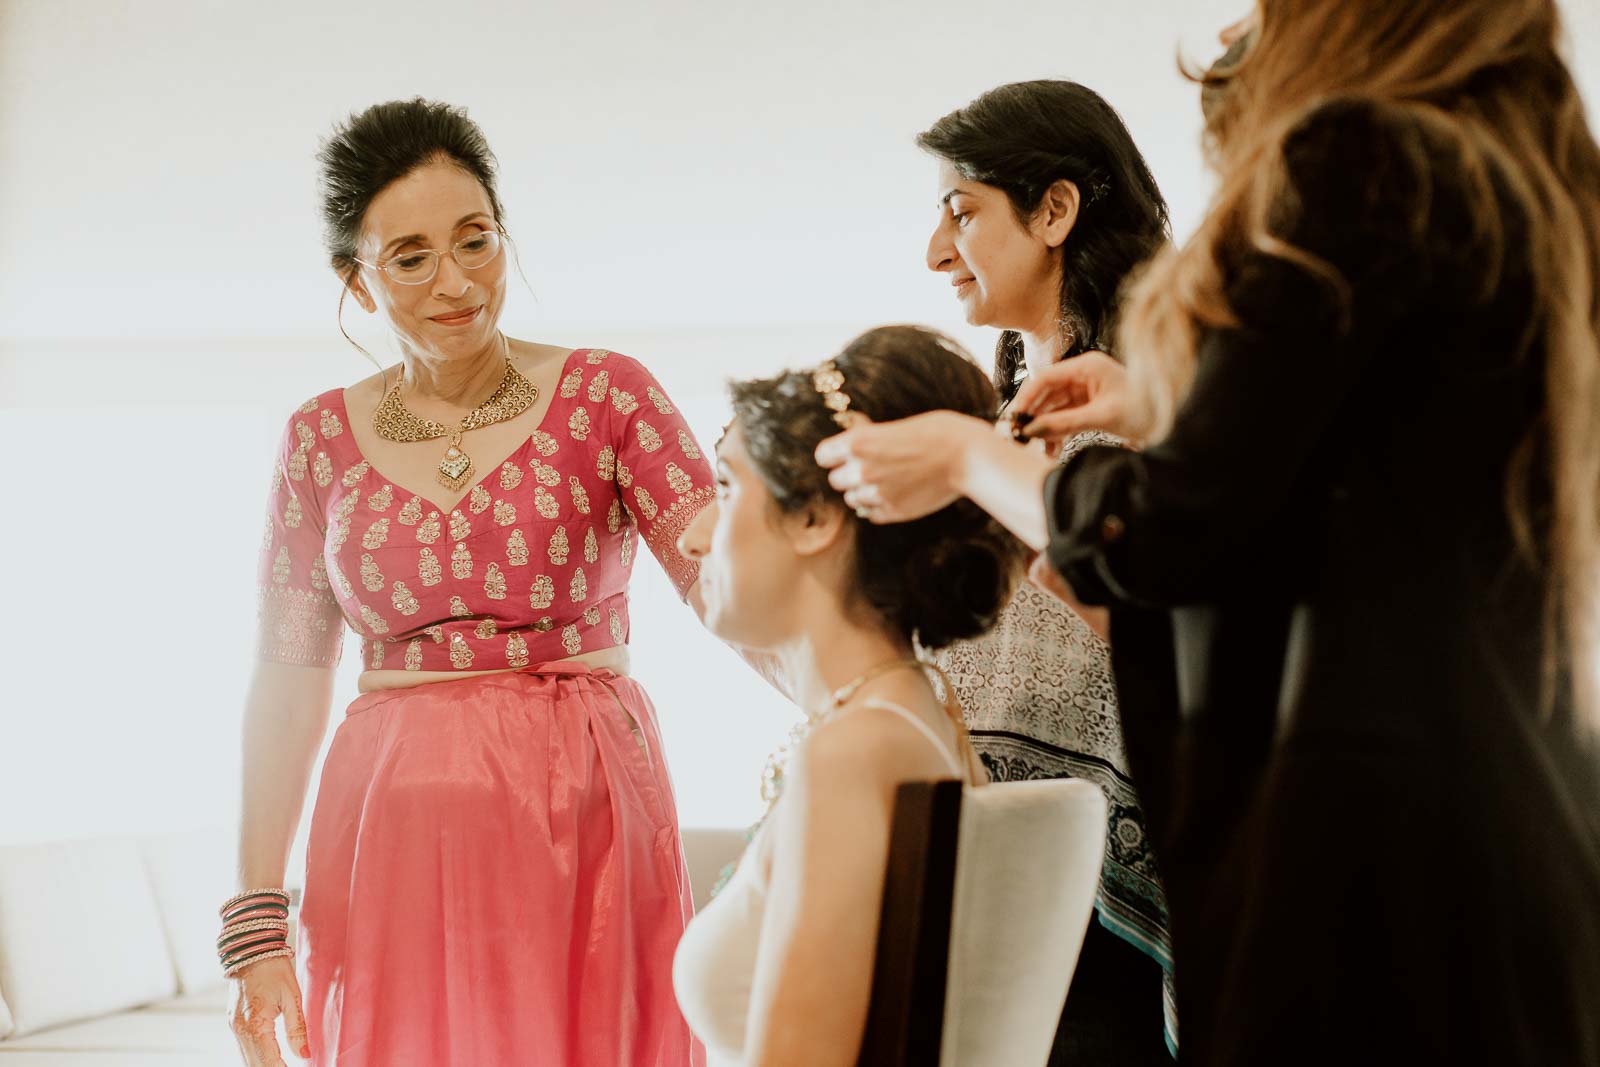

{"left": 858, "top": 778, "right": 1108, "bottom": 1067}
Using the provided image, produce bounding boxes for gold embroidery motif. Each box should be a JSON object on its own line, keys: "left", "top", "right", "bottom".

{"left": 341, "top": 461, "right": 371, "bottom": 488}
{"left": 368, "top": 640, "right": 384, "bottom": 669}
{"left": 584, "top": 527, "right": 599, "bottom": 564}
{"left": 475, "top": 617, "right": 498, "bottom": 639}
{"left": 533, "top": 460, "right": 562, "bottom": 487}
{"left": 636, "top": 420, "right": 662, "bottom": 453}
{"left": 361, "top": 518, "right": 391, "bottom": 550}
{"left": 449, "top": 595, "right": 470, "bottom": 618}
{"left": 320, "top": 409, "right": 345, "bottom": 439}
{"left": 610, "top": 388, "right": 639, "bottom": 415}
{"left": 391, "top": 581, "right": 420, "bottom": 615}
{"left": 645, "top": 484, "right": 714, "bottom": 596}
{"left": 584, "top": 605, "right": 601, "bottom": 626}
{"left": 262, "top": 514, "right": 276, "bottom": 552}
{"left": 405, "top": 639, "right": 423, "bottom": 671}
{"left": 359, "top": 553, "right": 384, "bottom": 591}
{"left": 597, "top": 446, "right": 616, "bottom": 482}
{"left": 451, "top": 542, "right": 473, "bottom": 579}
{"left": 270, "top": 463, "right": 284, "bottom": 495}
{"left": 617, "top": 460, "right": 634, "bottom": 489}
{"left": 587, "top": 370, "right": 610, "bottom": 403}
{"left": 469, "top": 485, "right": 491, "bottom": 514}
{"left": 284, "top": 495, "right": 303, "bottom": 529}
{"left": 312, "top": 452, "right": 333, "bottom": 488}
{"left": 548, "top": 526, "right": 570, "bottom": 565}
{"left": 535, "top": 486, "right": 560, "bottom": 519}
{"left": 272, "top": 546, "right": 291, "bottom": 585}
{"left": 425, "top": 624, "right": 445, "bottom": 643}
{"left": 634, "top": 485, "right": 659, "bottom": 521}
{"left": 367, "top": 484, "right": 394, "bottom": 512}
{"left": 295, "top": 421, "right": 316, "bottom": 452}
{"left": 665, "top": 462, "right": 693, "bottom": 495}
{"left": 607, "top": 498, "right": 623, "bottom": 534}
{"left": 647, "top": 386, "right": 675, "bottom": 414}
{"left": 586, "top": 348, "right": 610, "bottom": 365}
{"left": 570, "top": 566, "right": 588, "bottom": 603}
{"left": 288, "top": 450, "right": 309, "bottom": 482}
{"left": 359, "top": 604, "right": 389, "bottom": 635}
{"left": 560, "top": 368, "right": 583, "bottom": 398}
{"left": 620, "top": 525, "right": 635, "bottom": 568}
{"left": 398, "top": 496, "right": 423, "bottom": 525}
{"left": 609, "top": 607, "right": 625, "bottom": 644}
{"left": 531, "top": 430, "right": 559, "bottom": 457}
{"left": 568, "top": 406, "right": 591, "bottom": 442}
{"left": 506, "top": 632, "right": 529, "bottom": 667}
{"left": 417, "top": 512, "right": 442, "bottom": 544}
{"left": 330, "top": 559, "right": 354, "bottom": 599}
{"left": 499, "top": 461, "right": 524, "bottom": 490}
{"left": 256, "top": 585, "right": 342, "bottom": 667}
{"left": 506, "top": 530, "right": 529, "bottom": 566}
{"left": 310, "top": 555, "right": 330, "bottom": 591}
{"left": 534, "top": 617, "right": 554, "bottom": 632}
{"left": 449, "top": 511, "right": 472, "bottom": 542}
{"left": 449, "top": 632, "right": 474, "bottom": 669}
{"left": 561, "top": 624, "right": 582, "bottom": 655}
{"left": 531, "top": 574, "right": 555, "bottom": 610}
{"left": 485, "top": 562, "right": 507, "bottom": 600}
{"left": 298, "top": 397, "right": 319, "bottom": 415}
{"left": 569, "top": 476, "right": 591, "bottom": 515}
{"left": 494, "top": 499, "right": 516, "bottom": 526}
{"left": 678, "top": 430, "right": 702, "bottom": 460}
{"left": 418, "top": 547, "right": 443, "bottom": 586}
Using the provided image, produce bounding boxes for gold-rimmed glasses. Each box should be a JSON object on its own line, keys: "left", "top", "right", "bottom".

{"left": 355, "top": 230, "right": 504, "bottom": 286}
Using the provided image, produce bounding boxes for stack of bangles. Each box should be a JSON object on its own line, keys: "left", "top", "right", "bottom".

{"left": 218, "top": 888, "right": 293, "bottom": 978}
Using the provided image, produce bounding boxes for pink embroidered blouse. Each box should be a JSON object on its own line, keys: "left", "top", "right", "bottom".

{"left": 255, "top": 348, "right": 714, "bottom": 672}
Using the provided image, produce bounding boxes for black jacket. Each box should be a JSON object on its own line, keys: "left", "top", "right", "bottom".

{"left": 1046, "top": 100, "right": 1600, "bottom": 1065}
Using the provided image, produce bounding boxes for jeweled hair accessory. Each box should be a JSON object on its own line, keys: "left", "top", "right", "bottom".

{"left": 812, "top": 360, "right": 871, "bottom": 430}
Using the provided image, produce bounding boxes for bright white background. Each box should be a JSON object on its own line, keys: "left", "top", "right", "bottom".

{"left": 2, "top": 0, "right": 1597, "bottom": 854}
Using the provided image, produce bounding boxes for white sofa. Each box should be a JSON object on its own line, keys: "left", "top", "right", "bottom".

{"left": 0, "top": 828, "right": 750, "bottom": 1065}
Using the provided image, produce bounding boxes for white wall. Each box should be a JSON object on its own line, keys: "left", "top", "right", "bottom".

{"left": 2, "top": 0, "right": 1597, "bottom": 850}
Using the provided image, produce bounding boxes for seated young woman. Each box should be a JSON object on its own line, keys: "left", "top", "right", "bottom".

{"left": 671, "top": 325, "right": 1027, "bottom": 1066}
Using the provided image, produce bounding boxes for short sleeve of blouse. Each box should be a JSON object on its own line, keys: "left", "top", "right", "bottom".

{"left": 255, "top": 403, "right": 345, "bottom": 667}
{"left": 600, "top": 354, "right": 715, "bottom": 599}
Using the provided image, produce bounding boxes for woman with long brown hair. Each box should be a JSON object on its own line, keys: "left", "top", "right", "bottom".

{"left": 817, "top": 2, "right": 1600, "bottom": 1062}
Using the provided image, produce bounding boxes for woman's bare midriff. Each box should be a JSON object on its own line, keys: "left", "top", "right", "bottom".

{"left": 357, "top": 644, "right": 632, "bottom": 694}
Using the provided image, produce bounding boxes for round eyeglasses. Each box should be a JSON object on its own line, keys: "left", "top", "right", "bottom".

{"left": 356, "top": 230, "right": 504, "bottom": 286}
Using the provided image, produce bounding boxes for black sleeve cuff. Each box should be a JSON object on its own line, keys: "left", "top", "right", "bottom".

{"left": 1042, "top": 446, "right": 1134, "bottom": 607}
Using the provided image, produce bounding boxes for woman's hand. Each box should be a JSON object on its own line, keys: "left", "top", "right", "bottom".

{"left": 814, "top": 411, "right": 991, "bottom": 524}
{"left": 229, "top": 955, "right": 310, "bottom": 1065}
{"left": 1011, "top": 351, "right": 1145, "bottom": 446}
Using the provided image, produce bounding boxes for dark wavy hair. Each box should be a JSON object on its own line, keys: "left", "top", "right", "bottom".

{"left": 918, "top": 80, "right": 1171, "bottom": 405}
{"left": 729, "top": 326, "right": 1026, "bottom": 650}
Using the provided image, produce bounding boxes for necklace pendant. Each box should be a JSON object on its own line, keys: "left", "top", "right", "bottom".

{"left": 438, "top": 445, "right": 475, "bottom": 491}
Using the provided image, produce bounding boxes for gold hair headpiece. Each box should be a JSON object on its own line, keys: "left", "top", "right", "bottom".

{"left": 812, "top": 360, "right": 871, "bottom": 430}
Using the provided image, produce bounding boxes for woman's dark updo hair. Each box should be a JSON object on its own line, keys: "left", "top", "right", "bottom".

{"left": 730, "top": 326, "right": 1027, "bottom": 651}
{"left": 316, "top": 97, "right": 506, "bottom": 284}
{"left": 918, "top": 80, "right": 1171, "bottom": 405}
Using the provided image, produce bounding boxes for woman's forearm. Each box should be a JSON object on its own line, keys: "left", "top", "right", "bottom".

{"left": 237, "top": 663, "right": 336, "bottom": 890}
{"left": 952, "top": 426, "right": 1056, "bottom": 552}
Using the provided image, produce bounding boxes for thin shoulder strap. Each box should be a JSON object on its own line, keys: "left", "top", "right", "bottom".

{"left": 858, "top": 699, "right": 968, "bottom": 780}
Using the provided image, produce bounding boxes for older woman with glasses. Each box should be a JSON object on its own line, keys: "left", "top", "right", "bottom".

{"left": 226, "top": 98, "right": 718, "bottom": 1067}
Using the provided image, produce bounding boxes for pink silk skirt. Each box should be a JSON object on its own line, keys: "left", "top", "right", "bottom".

{"left": 297, "top": 663, "right": 704, "bottom": 1067}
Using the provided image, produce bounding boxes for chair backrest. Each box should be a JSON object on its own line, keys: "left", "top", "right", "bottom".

{"left": 857, "top": 778, "right": 1108, "bottom": 1067}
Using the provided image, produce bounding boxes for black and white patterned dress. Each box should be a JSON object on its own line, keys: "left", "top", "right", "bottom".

{"left": 936, "top": 431, "right": 1176, "bottom": 1053}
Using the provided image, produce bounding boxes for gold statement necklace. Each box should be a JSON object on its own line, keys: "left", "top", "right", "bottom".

{"left": 371, "top": 335, "right": 540, "bottom": 492}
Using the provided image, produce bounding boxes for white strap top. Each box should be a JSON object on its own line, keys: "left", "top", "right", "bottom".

{"left": 672, "top": 700, "right": 968, "bottom": 1062}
